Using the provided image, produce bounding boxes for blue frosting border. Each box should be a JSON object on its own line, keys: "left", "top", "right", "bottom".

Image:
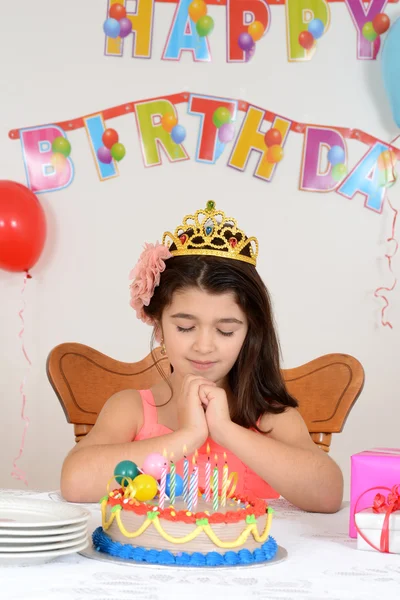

{"left": 92, "top": 526, "right": 278, "bottom": 567}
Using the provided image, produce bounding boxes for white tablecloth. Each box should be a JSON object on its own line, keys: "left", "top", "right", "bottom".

{"left": 1, "top": 489, "right": 399, "bottom": 600}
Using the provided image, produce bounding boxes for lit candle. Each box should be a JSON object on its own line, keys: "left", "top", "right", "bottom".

{"left": 170, "top": 453, "right": 176, "bottom": 506}
{"left": 212, "top": 454, "right": 219, "bottom": 512}
{"left": 183, "top": 446, "right": 189, "bottom": 505}
{"left": 159, "top": 452, "right": 168, "bottom": 510}
{"left": 205, "top": 443, "right": 211, "bottom": 502}
{"left": 221, "top": 453, "right": 229, "bottom": 507}
{"left": 188, "top": 455, "right": 198, "bottom": 512}
{"left": 194, "top": 450, "right": 199, "bottom": 510}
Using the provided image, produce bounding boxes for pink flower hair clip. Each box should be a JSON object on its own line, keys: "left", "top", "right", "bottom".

{"left": 129, "top": 242, "right": 171, "bottom": 326}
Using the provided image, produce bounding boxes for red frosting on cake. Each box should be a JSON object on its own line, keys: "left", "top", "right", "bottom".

{"left": 107, "top": 488, "right": 267, "bottom": 524}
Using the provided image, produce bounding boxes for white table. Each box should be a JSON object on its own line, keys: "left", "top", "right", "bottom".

{"left": 1, "top": 489, "right": 399, "bottom": 600}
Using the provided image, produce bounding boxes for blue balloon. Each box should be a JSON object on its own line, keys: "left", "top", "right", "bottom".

{"left": 382, "top": 17, "right": 400, "bottom": 128}
{"left": 328, "top": 145, "right": 345, "bottom": 166}
{"left": 171, "top": 125, "right": 186, "bottom": 144}
{"left": 103, "top": 18, "right": 121, "bottom": 39}
{"left": 308, "top": 19, "right": 325, "bottom": 40}
{"left": 166, "top": 473, "right": 183, "bottom": 498}
{"left": 308, "top": 19, "right": 324, "bottom": 40}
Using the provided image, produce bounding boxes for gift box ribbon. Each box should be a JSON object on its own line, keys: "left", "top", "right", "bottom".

{"left": 354, "top": 485, "right": 400, "bottom": 553}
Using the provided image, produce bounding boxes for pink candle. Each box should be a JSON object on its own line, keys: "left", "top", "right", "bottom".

{"left": 194, "top": 449, "right": 199, "bottom": 509}
{"left": 221, "top": 453, "right": 229, "bottom": 507}
{"left": 205, "top": 443, "right": 211, "bottom": 502}
{"left": 159, "top": 459, "right": 168, "bottom": 510}
{"left": 188, "top": 456, "right": 199, "bottom": 512}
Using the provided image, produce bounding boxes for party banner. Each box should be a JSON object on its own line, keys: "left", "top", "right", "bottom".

{"left": 102, "top": 0, "right": 397, "bottom": 62}
{"left": 9, "top": 91, "right": 399, "bottom": 215}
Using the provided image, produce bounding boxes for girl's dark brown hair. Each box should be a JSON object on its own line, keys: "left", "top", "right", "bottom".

{"left": 144, "top": 255, "right": 298, "bottom": 431}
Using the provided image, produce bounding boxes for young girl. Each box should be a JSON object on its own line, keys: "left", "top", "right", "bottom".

{"left": 61, "top": 201, "right": 343, "bottom": 512}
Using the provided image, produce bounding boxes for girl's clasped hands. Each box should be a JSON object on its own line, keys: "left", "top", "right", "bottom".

{"left": 177, "top": 374, "right": 232, "bottom": 448}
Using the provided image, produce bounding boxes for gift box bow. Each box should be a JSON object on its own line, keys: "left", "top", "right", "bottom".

{"left": 355, "top": 485, "right": 400, "bottom": 553}
{"left": 372, "top": 486, "right": 400, "bottom": 513}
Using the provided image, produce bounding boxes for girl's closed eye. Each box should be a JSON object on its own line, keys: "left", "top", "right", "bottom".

{"left": 176, "top": 326, "right": 234, "bottom": 337}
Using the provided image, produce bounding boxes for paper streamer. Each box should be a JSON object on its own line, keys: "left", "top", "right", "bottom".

{"left": 11, "top": 272, "right": 32, "bottom": 486}
{"left": 374, "top": 196, "right": 398, "bottom": 328}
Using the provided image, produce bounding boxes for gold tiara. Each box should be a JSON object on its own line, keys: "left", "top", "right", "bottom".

{"left": 162, "top": 201, "right": 258, "bottom": 266}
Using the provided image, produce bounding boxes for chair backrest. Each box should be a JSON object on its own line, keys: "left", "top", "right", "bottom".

{"left": 47, "top": 343, "right": 364, "bottom": 452}
{"left": 283, "top": 353, "right": 364, "bottom": 452}
{"left": 47, "top": 343, "right": 171, "bottom": 442}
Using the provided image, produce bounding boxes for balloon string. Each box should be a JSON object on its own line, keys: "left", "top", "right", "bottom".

{"left": 372, "top": 36, "right": 380, "bottom": 61}
{"left": 18, "top": 273, "right": 32, "bottom": 367}
{"left": 11, "top": 271, "right": 32, "bottom": 486}
{"left": 374, "top": 197, "right": 398, "bottom": 329}
{"left": 390, "top": 134, "right": 400, "bottom": 146}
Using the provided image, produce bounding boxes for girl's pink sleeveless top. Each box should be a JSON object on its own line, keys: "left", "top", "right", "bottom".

{"left": 134, "top": 389, "right": 278, "bottom": 499}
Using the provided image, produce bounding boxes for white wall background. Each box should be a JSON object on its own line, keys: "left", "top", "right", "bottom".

{"left": 1, "top": 1, "right": 399, "bottom": 499}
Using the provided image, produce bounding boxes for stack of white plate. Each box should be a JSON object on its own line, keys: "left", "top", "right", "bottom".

{"left": 0, "top": 495, "right": 91, "bottom": 566}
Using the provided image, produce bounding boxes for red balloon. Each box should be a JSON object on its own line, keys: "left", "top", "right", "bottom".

{"left": 299, "top": 31, "right": 315, "bottom": 50}
{"left": 0, "top": 181, "right": 46, "bottom": 272}
{"left": 109, "top": 3, "right": 126, "bottom": 20}
{"left": 102, "top": 128, "right": 119, "bottom": 149}
{"left": 264, "top": 128, "right": 282, "bottom": 147}
{"left": 372, "top": 13, "right": 390, "bottom": 35}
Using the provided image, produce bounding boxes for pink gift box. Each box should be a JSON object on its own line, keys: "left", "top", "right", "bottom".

{"left": 350, "top": 448, "right": 400, "bottom": 538}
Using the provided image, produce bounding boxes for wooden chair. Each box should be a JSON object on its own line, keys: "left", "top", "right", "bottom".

{"left": 47, "top": 343, "right": 364, "bottom": 453}
{"left": 283, "top": 354, "right": 364, "bottom": 452}
{"left": 46, "top": 343, "right": 170, "bottom": 443}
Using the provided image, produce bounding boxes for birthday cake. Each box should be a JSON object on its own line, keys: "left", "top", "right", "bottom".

{"left": 92, "top": 454, "right": 278, "bottom": 567}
